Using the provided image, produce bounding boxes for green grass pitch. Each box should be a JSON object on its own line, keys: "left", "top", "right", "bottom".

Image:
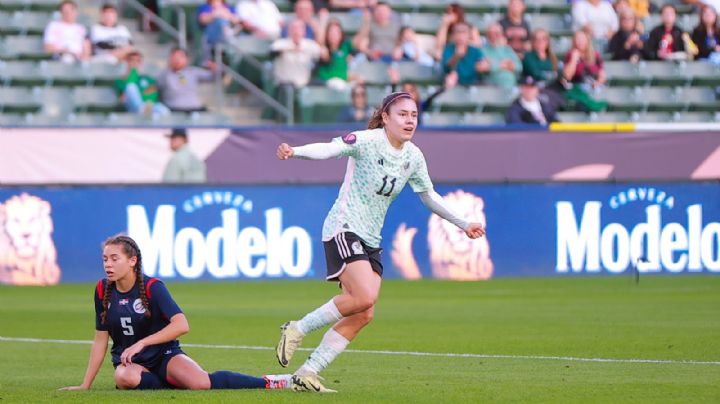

{"left": 1, "top": 276, "right": 719, "bottom": 403}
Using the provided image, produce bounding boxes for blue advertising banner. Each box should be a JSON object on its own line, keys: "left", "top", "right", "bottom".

{"left": 1, "top": 182, "right": 718, "bottom": 285}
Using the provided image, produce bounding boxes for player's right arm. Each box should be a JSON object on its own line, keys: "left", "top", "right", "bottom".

{"left": 277, "top": 133, "right": 361, "bottom": 161}
{"left": 59, "top": 330, "right": 109, "bottom": 390}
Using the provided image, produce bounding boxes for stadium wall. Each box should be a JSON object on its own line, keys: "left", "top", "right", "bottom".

{"left": 1, "top": 182, "right": 719, "bottom": 285}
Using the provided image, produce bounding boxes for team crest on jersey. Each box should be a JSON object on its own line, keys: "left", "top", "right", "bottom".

{"left": 342, "top": 133, "right": 357, "bottom": 144}
{"left": 133, "top": 298, "right": 146, "bottom": 314}
{"left": 403, "top": 161, "right": 410, "bottom": 171}
{"left": 351, "top": 241, "right": 364, "bottom": 255}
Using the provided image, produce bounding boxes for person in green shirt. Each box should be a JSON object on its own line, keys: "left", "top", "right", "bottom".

{"left": 522, "top": 29, "right": 558, "bottom": 83}
{"left": 481, "top": 23, "right": 522, "bottom": 90}
{"left": 162, "top": 128, "right": 207, "bottom": 183}
{"left": 115, "top": 51, "right": 170, "bottom": 117}
{"left": 316, "top": 19, "right": 357, "bottom": 89}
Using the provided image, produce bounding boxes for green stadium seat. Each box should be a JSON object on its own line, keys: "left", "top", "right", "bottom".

{"left": 225, "top": 35, "right": 272, "bottom": 60}
{"left": 385, "top": 0, "right": 419, "bottom": 13}
{"left": 527, "top": 14, "right": 571, "bottom": 37}
{"left": 466, "top": 13, "right": 503, "bottom": 31}
{"left": 297, "top": 86, "right": 349, "bottom": 123}
{"left": 8, "top": 11, "right": 52, "bottom": 35}
{"left": 639, "top": 61, "right": 684, "bottom": 86}
{"left": 590, "top": 111, "right": 631, "bottom": 122}
{"left": 680, "top": 87, "right": 720, "bottom": 112}
{"left": 471, "top": 85, "right": 515, "bottom": 112}
{"left": 432, "top": 86, "right": 476, "bottom": 113}
{"left": 550, "top": 36, "right": 572, "bottom": 59}
{"left": 640, "top": 87, "right": 683, "bottom": 112}
{"left": 0, "top": 35, "right": 48, "bottom": 60}
{"left": 556, "top": 111, "right": 589, "bottom": 123}
{"left": 402, "top": 13, "right": 441, "bottom": 35}
{"left": 0, "top": 12, "right": 14, "bottom": 34}
{"left": 453, "top": 0, "right": 506, "bottom": 14}
{"left": 604, "top": 61, "right": 643, "bottom": 87}
{"left": 37, "top": 86, "right": 73, "bottom": 116}
{"left": 680, "top": 13, "right": 699, "bottom": 32}
{"left": 187, "top": 111, "right": 232, "bottom": 126}
{"left": 396, "top": 62, "right": 441, "bottom": 86}
{"left": 84, "top": 63, "right": 125, "bottom": 86}
{"left": 672, "top": 111, "right": 714, "bottom": 123}
{"left": 634, "top": 112, "right": 674, "bottom": 123}
{"left": 594, "top": 87, "right": 642, "bottom": 112}
{"left": 0, "top": 87, "right": 41, "bottom": 113}
{"left": 0, "top": 113, "right": 24, "bottom": 125}
{"left": 462, "top": 112, "right": 507, "bottom": 125}
{"left": 366, "top": 85, "right": 389, "bottom": 107}
{"left": 0, "top": 0, "right": 60, "bottom": 12}
{"left": 532, "top": 0, "right": 571, "bottom": 15}
{"left": 72, "top": 86, "right": 120, "bottom": 113}
{"left": 355, "top": 62, "right": 391, "bottom": 86}
{"left": 39, "top": 61, "right": 87, "bottom": 86}
{"left": 422, "top": 111, "right": 462, "bottom": 126}
{"left": 0, "top": 60, "right": 44, "bottom": 86}
{"left": 683, "top": 62, "right": 720, "bottom": 86}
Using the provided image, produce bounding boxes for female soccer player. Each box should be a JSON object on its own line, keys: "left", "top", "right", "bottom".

{"left": 275, "top": 92, "right": 486, "bottom": 392}
{"left": 60, "top": 235, "right": 295, "bottom": 392}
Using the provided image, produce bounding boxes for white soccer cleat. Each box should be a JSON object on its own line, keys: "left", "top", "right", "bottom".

{"left": 276, "top": 321, "right": 303, "bottom": 368}
{"left": 291, "top": 373, "right": 337, "bottom": 393}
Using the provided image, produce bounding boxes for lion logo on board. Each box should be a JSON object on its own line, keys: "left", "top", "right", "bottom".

{"left": 0, "top": 193, "right": 62, "bottom": 285}
{"left": 391, "top": 190, "right": 493, "bottom": 281}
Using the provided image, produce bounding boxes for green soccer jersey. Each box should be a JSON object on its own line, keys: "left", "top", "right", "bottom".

{"left": 322, "top": 128, "right": 433, "bottom": 247}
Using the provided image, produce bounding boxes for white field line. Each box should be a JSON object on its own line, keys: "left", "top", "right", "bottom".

{"left": 1, "top": 336, "right": 719, "bottom": 366}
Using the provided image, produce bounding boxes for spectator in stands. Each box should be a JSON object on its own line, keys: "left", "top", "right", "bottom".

{"left": 691, "top": 5, "right": 720, "bottom": 59}
{"left": 328, "top": 0, "right": 376, "bottom": 12}
{"left": 90, "top": 3, "right": 133, "bottom": 64}
{"left": 435, "top": 3, "right": 483, "bottom": 60}
{"left": 353, "top": 2, "right": 400, "bottom": 62}
{"left": 522, "top": 29, "right": 558, "bottom": 83}
{"left": 608, "top": 9, "right": 644, "bottom": 61}
{"left": 157, "top": 47, "right": 216, "bottom": 113}
{"left": 197, "top": 0, "right": 240, "bottom": 62}
{"left": 271, "top": 19, "right": 322, "bottom": 88}
{"left": 481, "top": 23, "right": 522, "bottom": 90}
{"left": 317, "top": 19, "right": 357, "bottom": 89}
{"left": 499, "top": 0, "right": 531, "bottom": 57}
{"left": 235, "top": 0, "right": 283, "bottom": 39}
{"left": 336, "top": 84, "right": 374, "bottom": 123}
{"left": 389, "top": 68, "right": 456, "bottom": 126}
{"left": 441, "top": 22, "right": 489, "bottom": 86}
{"left": 281, "top": 0, "right": 320, "bottom": 40}
{"left": 392, "top": 27, "right": 435, "bottom": 67}
{"left": 43, "top": 0, "right": 91, "bottom": 63}
{"left": 614, "top": 0, "right": 650, "bottom": 20}
{"left": 644, "top": 4, "right": 686, "bottom": 60}
{"left": 115, "top": 51, "right": 170, "bottom": 118}
{"left": 572, "top": 0, "right": 619, "bottom": 43}
{"left": 506, "top": 75, "right": 559, "bottom": 125}
{"left": 683, "top": 0, "right": 720, "bottom": 14}
{"left": 162, "top": 128, "right": 207, "bottom": 183}
{"left": 563, "top": 30, "right": 608, "bottom": 112}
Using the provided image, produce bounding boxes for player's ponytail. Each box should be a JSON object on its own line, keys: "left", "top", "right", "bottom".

{"left": 135, "top": 253, "right": 151, "bottom": 319}
{"left": 100, "top": 280, "right": 114, "bottom": 324}
{"left": 367, "top": 91, "right": 414, "bottom": 129}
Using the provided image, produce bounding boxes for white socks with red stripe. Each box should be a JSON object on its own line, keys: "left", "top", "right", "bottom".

{"left": 296, "top": 299, "right": 343, "bottom": 335}
{"left": 297, "top": 328, "right": 350, "bottom": 375}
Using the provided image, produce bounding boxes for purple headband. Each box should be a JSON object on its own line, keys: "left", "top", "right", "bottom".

{"left": 381, "top": 92, "right": 414, "bottom": 113}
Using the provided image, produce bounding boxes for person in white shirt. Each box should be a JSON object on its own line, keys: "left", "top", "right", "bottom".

{"left": 43, "top": 0, "right": 91, "bottom": 63}
{"left": 572, "top": 0, "right": 619, "bottom": 41}
{"left": 90, "top": 4, "right": 133, "bottom": 64}
{"left": 235, "top": 0, "right": 283, "bottom": 39}
{"left": 270, "top": 19, "right": 321, "bottom": 87}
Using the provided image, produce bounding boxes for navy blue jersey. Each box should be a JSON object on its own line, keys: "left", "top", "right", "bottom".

{"left": 94, "top": 276, "right": 183, "bottom": 368}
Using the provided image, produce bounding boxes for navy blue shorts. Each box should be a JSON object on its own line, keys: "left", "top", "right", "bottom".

{"left": 114, "top": 347, "right": 185, "bottom": 389}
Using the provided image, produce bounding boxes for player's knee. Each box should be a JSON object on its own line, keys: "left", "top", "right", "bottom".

{"left": 114, "top": 369, "right": 140, "bottom": 390}
{"left": 352, "top": 295, "right": 376, "bottom": 312}
{"left": 357, "top": 307, "right": 375, "bottom": 326}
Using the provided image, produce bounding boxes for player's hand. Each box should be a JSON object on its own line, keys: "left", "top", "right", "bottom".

{"left": 58, "top": 385, "right": 88, "bottom": 391}
{"left": 120, "top": 341, "right": 146, "bottom": 366}
{"left": 465, "top": 222, "right": 485, "bottom": 239}
{"left": 277, "top": 143, "right": 294, "bottom": 160}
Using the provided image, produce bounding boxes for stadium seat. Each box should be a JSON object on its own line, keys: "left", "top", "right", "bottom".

{"left": 8, "top": 11, "right": 52, "bottom": 35}
{"left": 462, "top": 112, "right": 507, "bottom": 125}
{"left": 0, "top": 113, "right": 24, "bottom": 126}
{"left": 187, "top": 111, "right": 232, "bottom": 126}
{"left": 83, "top": 63, "right": 125, "bottom": 86}
{"left": 108, "top": 112, "right": 146, "bottom": 126}
{"left": 0, "top": 0, "right": 60, "bottom": 12}
{"left": 431, "top": 86, "right": 476, "bottom": 113}
{"left": 604, "top": 61, "right": 643, "bottom": 87}
{"left": 471, "top": 85, "right": 515, "bottom": 112}
{"left": 72, "top": 86, "right": 119, "bottom": 113}
{"left": 672, "top": 111, "right": 715, "bottom": 123}
{"left": 594, "top": 87, "right": 642, "bottom": 112}
{"left": 422, "top": 112, "right": 462, "bottom": 126}
{"left": 355, "top": 62, "right": 391, "bottom": 86}
{"left": 639, "top": 61, "right": 684, "bottom": 86}
{"left": 527, "top": 14, "right": 571, "bottom": 37}
{"left": 683, "top": 62, "right": 720, "bottom": 86}
{"left": 532, "top": 0, "right": 571, "bottom": 15}
{"left": 0, "top": 87, "right": 41, "bottom": 113}
{"left": 328, "top": 12, "right": 364, "bottom": 35}
{"left": 0, "top": 60, "right": 43, "bottom": 86}
{"left": 297, "top": 86, "right": 350, "bottom": 123}
{"left": 634, "top": 112, "right": 674, "bottom": 123}
{"left": 225, "top": 35, "right": 273, "bottom": 60}
{"left": 367, "top": 85, "right": 390, "bottom": 107}
{"left": 39, "top": 61, "right": 88, "bottom": 86}
{"left": 402, "top": 13, "right": 441, "bottom": 35}
{"left": 0, "top": 12, "right": 14, "bottom": 34}
{"left": 0, "top": 35, "right": 48, "bottom": 60}
{"left": 466, "top": 13, "right": 502, "bottom": 32}
{"left": 556, "top": 111, "right": 589, "bottom": 123}
{"left": 37, "top": 86, "right": 73, "bottom": 117}
{"left": 396, "top": 62, "right": 441, "bottom": 86}
{"left": 640, "top": 87, "right": 683, "bottom": 112}
{"left": 66, "top": 113, "right": 109, "bottom": 126}
{"left": 590, "top": 111, "right": 631, "bottom": 122}
{"left": 453, "top": 0, "right": 506, "bottom": 14}
{"left": 680, "top": 87, "right": 720, "bottom": 112}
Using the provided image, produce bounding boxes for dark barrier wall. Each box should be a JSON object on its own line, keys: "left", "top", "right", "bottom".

{"left": 209, "top": 129, "right": 720, "bottom": 183}
{"left": 1, "top": 182, "right": 718, "bottom": 285}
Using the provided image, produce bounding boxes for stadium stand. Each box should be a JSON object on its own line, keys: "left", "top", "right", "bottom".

{"left": 1, "top": 0, "right": 719, "bottom": 127}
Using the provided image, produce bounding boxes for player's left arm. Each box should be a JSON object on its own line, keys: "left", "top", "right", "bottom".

{"left": 120, "top": 281, "right": 188, "bottom": 366}
{"left": 409, "top": 151, "right": 485, "bottom": 239}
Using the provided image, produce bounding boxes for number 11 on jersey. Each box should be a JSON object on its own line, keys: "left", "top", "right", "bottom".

{"left": 376, "top": 175, "right": 396, "bottom": 197}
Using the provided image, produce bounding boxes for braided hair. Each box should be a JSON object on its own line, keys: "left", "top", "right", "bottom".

{"left": 100, "top": 235, "right": 151, "bottom": 324}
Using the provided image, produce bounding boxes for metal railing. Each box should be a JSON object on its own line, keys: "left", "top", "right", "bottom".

{"left": 120, "top": 0, "right": 187, "bottom": 49}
